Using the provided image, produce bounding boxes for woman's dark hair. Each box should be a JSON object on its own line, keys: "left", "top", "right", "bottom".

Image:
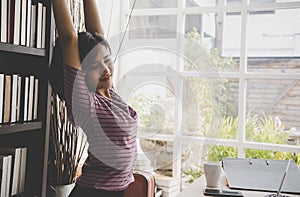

{"left": 49, "top": 31, "right": 111, "bottom": 100}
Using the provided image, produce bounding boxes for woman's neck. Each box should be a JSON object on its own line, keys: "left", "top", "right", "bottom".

{"left": 97, "top": 89, "right": 111, "bottom": 99}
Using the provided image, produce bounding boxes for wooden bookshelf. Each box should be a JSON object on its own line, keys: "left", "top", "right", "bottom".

{"left": 0, "top": 43, "right": 46, "bottom": 57}
{"left": 0, "top": 0, "right": 53, "bottom": 196}
{"left": 0, "top": 122, "right": 43, "bottom": 135}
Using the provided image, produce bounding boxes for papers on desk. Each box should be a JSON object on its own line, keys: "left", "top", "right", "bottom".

{"left": 222, "top": 158, "right": 300, "bottom": 194}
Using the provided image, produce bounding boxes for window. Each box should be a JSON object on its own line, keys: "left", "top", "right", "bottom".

{"left": 117, "top": 0, "right": 300, "bottom": 191}
{"left": 129, "top": 16, "right": 177, "bottom": 39}
{"left": 130, "top": 0, "right": 178, "bottom": 8}
{"left": 186, "top": 0, "right": 219, "bottom": 7}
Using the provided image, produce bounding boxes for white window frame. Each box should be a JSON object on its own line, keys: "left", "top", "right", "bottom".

{"left": 120, "top": 0, "right": 300, "bottom": 181}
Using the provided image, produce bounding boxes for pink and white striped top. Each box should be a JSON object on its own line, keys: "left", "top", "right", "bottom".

{"left": 64, "top": 65, "right": 138, "bottom": 191}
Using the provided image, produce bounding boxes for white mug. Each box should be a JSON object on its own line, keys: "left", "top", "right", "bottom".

{"left": 203, "top": 161, "right": 222, "bottom": 187}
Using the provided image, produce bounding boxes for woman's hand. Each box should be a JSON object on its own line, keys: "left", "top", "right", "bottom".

{"left": 75, "top": 165, "right": 82, "bottom": 181}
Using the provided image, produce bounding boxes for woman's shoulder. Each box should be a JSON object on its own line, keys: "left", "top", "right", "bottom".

{"left": 64, "top": 64, "right": 82, "bottom": 72}
{"left": 63, "top": 64, "right": 86, "bottom": 79}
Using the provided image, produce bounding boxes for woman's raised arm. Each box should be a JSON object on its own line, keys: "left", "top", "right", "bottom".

{"left": 83, "top": 0, "right": 105, "bottom": 37}
{"left": 52, "top": 0, "right": 81, "bottom": 69}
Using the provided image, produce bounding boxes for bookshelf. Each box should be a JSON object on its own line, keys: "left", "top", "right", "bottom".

{"left": 0, "top": 0, "right": 54, "bottom": 196}
{"left": 0, "top": 43, "right": 46, "bottom": 56}
{"left": 0, "top": 122, "right": 43, "bottom": 135}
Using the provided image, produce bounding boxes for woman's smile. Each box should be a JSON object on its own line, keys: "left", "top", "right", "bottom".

{"left": 99, "top": 73, "right": 112, "bottom": 81}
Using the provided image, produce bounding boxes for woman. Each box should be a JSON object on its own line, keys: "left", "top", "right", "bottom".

{"left": 51, "top": 0, "right": 138, "bottom": 196}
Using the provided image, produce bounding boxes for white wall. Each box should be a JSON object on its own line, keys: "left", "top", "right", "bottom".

{"left": 223, "top": 9, "right": 300, "bottom": 57}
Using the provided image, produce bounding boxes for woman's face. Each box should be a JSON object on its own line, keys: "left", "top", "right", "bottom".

{"left": 83, "top": 44, "right": 114, "bottom": 92}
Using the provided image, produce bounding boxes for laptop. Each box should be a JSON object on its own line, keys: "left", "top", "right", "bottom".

{"left": 265, "top": 160, "right": 291, "bottom": 197}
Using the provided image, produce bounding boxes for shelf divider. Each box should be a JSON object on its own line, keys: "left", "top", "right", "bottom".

{"left": 0, "top": 43, "right": 46, "bottom": 56}
{"left": 0, "top": 122, "right": 43, "bottom": 135}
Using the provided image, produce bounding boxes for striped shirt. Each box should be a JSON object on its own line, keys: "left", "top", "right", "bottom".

{"left": 64, "top": 65, "right": 138, "bottom": 191}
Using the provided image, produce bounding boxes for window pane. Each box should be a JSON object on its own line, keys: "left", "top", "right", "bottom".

{"left": 181, "top": 142, "right": 206, "bottom": 172}
{"left": 128, "top": 81, "right": 176, "bottom": 135}
{"left": 247, "top": 9, "right": 300, "bottom": 61}
{"left": 182, "top": 143, "right": 237, "bottom": 186}
{"left": 118, "top": 48, "right": 178, "bottom": 74}
{"left": 246, "top": 79, "right": 300, "bottom": 144}
{"left": 181, "top": 142, "right": 207, "bottom": 187}
{"left": 250, "top": 0, "right": 299, "bottom": 3}
{"left": 182, "top": 78, "right": 239, "bottom": 138}
{"left": 129, "top": 16, "right": 177, "bottom": 39}
{"left": 207, "top": 145, "right": 238, "bottom": 161}
{"left": 245, "top": 149, "right": 300, "bottom": 164}
{"left": 186, "top": 0, "right": 218, "bottom": 7}
{"left": 247, "top": 57, "right": 300, "bottom": 73}
{"left": 226, "top": 0, "right": 242, "bottom": 6}
{"left": 141, "top": 139, "right": 173, "bottom": 176}
{"left": 185, "top": 15, "right": 202, "bottom": 35}
{"left": 184, "top": 13, "right": 241, "bottom": 72}
{"left": 247, "top": 9, "right": 300, "bottom": 73}
{"left": 130, "top": 0, "right": 178, "bottom": 9}
{"left": 223, "top": 13, "right": 242, "bottom": 61}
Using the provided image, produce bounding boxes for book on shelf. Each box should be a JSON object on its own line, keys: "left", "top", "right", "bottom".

{"left": 19, "top": 74, "right": 39, "bottom": 122}
{"left": 0, "top": 146, "right": 26, "bottom": 196}
{"left": 27, "top": 75, "right": 34, "bottom": 121}
{"left": 30, "top": 2, "right": 37, "bottom": 48}
{"left": 0, "top": 74, "right": 4, "bottom": 124}
{"left": 36, "top": 2, "right": 43, "bottom": 48}
{"left": 0, "top": 73, "right": 39, "bottom": 124}
{"left": 0, "top": 0, "right": 46, "bottom": 48}
{"left": 18, "top": 147, "right": 27, "bottom": 193}
{"left": 3, "top": 75, "right": 11, "bottom": 123}
{"left": 13, "top": 0, "right": 21, "bottom": 45}
{"left": 0, "top": 154, "right": 12, "bottom": 197}
{"left": 154, "top": 174, "right": 179, "bottom": 188}
{"left": 8, "top": 0, "right": 16, "bottom": 44}
{"left": 41, "top": 5, "right": 46, "bottom": 49}
{"left": 23, "top": 76, "right": 29, "bottom": 122}
{"left": 10, "top": 74, "right": 18, "bottom": 123}
{"left": 22, "top": 76, "right": 29, "bottom": 121}
{"left": 33, "top": 78, "right": 39, "bottom": 120}
{"left": 0, "top": 147, "right": 20, "bottom": 196}
{"left": 157, "top": 185, "right": 180, "bottom": 193}
{"left": 26, "top": 0, "right": 32, "bottom": 47}
{"left": 16, "top": 76, "right": 22, "bottom": 122}
{"left": 20, "top": 0, "right": 28, "bottom": 46}
{"left": 0, "top": 156, "right": 7, "bottom": 197}
{"left": 1, "top": 0, "right": 8, "bottom": 43}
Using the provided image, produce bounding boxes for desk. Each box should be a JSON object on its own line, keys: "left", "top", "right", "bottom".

{"left": 176, "top": 170, "right": 300, "bottom": 197}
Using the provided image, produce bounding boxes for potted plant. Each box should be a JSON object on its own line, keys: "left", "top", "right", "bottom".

{"left": 48, "top": 93, "right": 88, "bottom": 197}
